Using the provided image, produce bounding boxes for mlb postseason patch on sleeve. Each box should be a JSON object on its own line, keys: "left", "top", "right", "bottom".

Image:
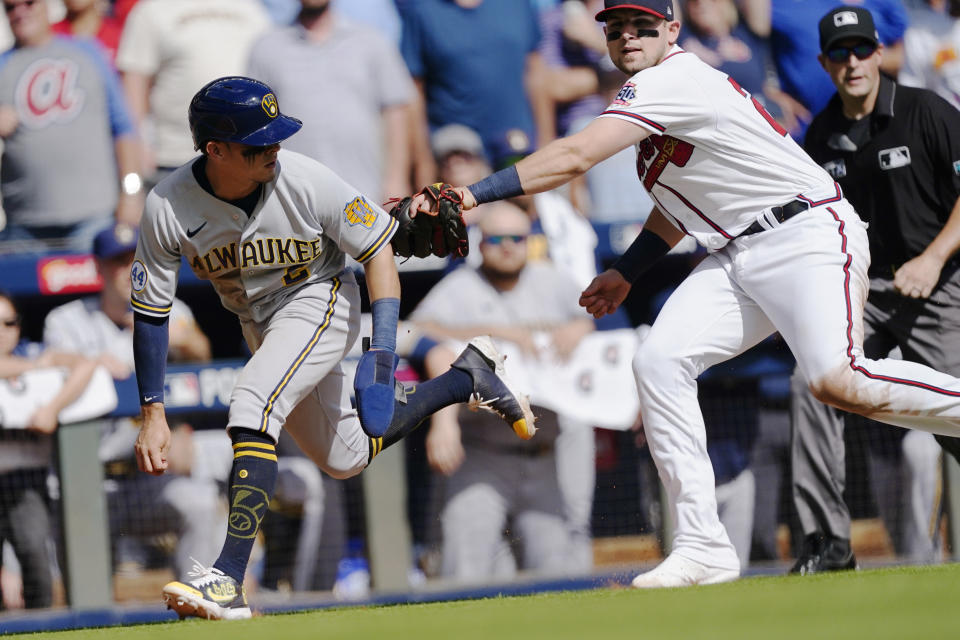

{"left": 343, "top": 196, "right": 377, "bottom": 228}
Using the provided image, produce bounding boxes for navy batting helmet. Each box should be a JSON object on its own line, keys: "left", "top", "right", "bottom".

{"left": 188, "top": 76, "right": 302, "bottom": 151}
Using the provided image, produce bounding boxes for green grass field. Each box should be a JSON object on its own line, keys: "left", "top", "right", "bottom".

{"left": 18, "top": 564, "right": 960, "bottom": 640}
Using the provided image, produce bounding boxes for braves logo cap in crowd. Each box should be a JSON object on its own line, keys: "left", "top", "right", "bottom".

{"left": 819, "top": 6, "right": 879, "bottom": 53}
{"left": 595, "top": 0, "right": 674, "bottom": 22}
{"left": 93, "top": 222, "right": 138, "bottom": 260}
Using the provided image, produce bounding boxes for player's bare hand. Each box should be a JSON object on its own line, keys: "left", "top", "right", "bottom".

{"left": 135, "top": 404, "right": 171, "bottom": 475}
{"left": 579, "top": 270, "right": 631, "bottom": 318}
{"left": 893, "top": 254, "right": 943, "bottom": 299}
{"left": 426, "top": 413, "right": 464, "bottom": 476}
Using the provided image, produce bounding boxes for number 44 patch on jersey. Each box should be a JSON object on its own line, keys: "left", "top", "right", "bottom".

{"left": 344, "top": 196, "right": 378, "bottom": 228}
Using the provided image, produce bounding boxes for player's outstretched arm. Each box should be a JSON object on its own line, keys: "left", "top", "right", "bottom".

{"left": 412, "top": 117, "right": 649, "bottom": 215}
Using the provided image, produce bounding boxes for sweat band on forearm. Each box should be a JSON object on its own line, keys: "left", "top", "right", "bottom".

{"left": 133, "top": 312, "right": 169, "bottom": 405}
{"left": 370, "top": 297, "right": 400, "bottom": 351}
{"left": 611, "top": 227, "right": 673, "bottom": 284}
{"left": 467, "top": 165, "right": 524, "bottom": 205}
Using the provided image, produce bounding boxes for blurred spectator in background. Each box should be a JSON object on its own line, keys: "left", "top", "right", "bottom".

{"left": 538, "top": 0, "right": 608, "bottom": 138}
{"left": 750, "top": 0, "right": 909, "bottom": 141}
{"left": 332, "top": 0, "right": 402, "bottom": 44}
{"left": 51, "top": 0, "right": 123, "bottom": 64}
{"left": 116, "top": 0, "right": 269, "bottom": 192}
{"left": 680, "top": 0, "right": 802, "bottom": 134}
{"left": 42, "top": 223, "right": 226, "bottom": 579}
{"left": 401, "top": 0, "right": 553, "bottom": 186}
{"left": 112, "top": 0, "right": 137, "bottom": 27}
{"left": 0, "top": 290, "right": 97, "bottom": 609}
{"left": 413, "top": 202, "right": 595, "bottom": 582}
{"left": 899, "top": 0, "right": 960, "bottom": 110}
{"left": 261, "top": 0, "right": 301, "bottom": 26}
{"left": 791, "top": 5, "right": 960, "bottom": 572}
{"left": 248, "top": 0, "right": 414, "bottom": 203}
{"left": 0, "top": 0, "right": 141, "bottom": 250}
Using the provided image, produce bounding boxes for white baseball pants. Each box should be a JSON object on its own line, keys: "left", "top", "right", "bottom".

{"left": 634, "top": 197, "right": 960, "bottom": 569}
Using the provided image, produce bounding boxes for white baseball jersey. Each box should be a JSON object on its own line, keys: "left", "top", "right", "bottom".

{"left": 598, "top": 45, "right": 839, "bottom": 250}
{"left": 130, "top": 149, "right": 398, "bottom": 323}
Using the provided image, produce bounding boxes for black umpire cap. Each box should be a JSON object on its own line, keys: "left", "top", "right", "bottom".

{"left": 819, "top": 6, "right": 880, "bottom": 53}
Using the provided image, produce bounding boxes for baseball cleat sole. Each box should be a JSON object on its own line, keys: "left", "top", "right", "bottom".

{"left": 453, "top": 335, "right": 536, "bottom": 440}
{"left": 162, "top": 582, "right": 252, "bottom": 621}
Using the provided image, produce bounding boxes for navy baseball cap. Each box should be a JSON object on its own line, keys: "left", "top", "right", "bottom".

{"left": 595, "top": 0, "right": 674, "bottom": 22}
{"left": 93, "top": 222, "right": 138, "bottom": 260}
{"left": 819, "top": 6, "right": 879, "bottom": 53}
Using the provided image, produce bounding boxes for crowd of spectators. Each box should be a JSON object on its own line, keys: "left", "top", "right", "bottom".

{"left": 0, "top": 0, "right": 958, "bottom": 610}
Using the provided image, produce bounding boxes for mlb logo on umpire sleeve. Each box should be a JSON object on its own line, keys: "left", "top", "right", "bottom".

{"left": 878, "top": 146, "right": 911, "bottom": 170}
{"left": 953, "top": 159, "right": 960, "bottom": 176}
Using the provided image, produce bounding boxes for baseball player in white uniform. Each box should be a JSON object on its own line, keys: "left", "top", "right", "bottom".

{"left": 412, "top": 0, "right": 960, "bottom": 588}
{"left": 130, "top": 76, "right": 535, "bottom": 620}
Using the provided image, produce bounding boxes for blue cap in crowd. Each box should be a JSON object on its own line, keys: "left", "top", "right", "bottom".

{"left": 93, "top": 223, "right": 138, "bottom": 260}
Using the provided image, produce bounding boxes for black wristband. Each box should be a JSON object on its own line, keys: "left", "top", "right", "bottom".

{"left": 611, "top": 228, "right": 672, "bottom": 284}
{"left": 467, "top": 165, "right": 524, "bottom": 204}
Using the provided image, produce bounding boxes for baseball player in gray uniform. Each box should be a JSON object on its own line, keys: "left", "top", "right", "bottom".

{"left": 129, "top": 76, "right": 535, "bottom": 621}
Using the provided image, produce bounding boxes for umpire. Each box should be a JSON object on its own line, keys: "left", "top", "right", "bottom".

{"left": 790, "top": 6, "right": 960, "bottom": 574}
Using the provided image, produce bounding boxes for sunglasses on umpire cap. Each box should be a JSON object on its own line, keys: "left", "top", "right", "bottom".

{"left": 595, "top": 0, "right": 674, "bottom": 22}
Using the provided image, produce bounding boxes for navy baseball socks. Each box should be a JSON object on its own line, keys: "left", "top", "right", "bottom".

{"left": 162, "top": 429, "right": 276, "bottom": 620}
{"left": 367, "top": 336, "right": 536, "bottom": 462}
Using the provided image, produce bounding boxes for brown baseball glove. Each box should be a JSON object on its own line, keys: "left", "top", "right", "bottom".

{"left": 386, "top": 183, "right": 469, "bottom": 259}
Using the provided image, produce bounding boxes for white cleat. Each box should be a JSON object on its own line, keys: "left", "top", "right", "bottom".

{"left": 630, "top": 553, "right": 740, "bottom": 589}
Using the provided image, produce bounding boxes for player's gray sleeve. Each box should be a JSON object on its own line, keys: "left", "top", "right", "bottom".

{"left": 301, "top": 159, "right": 398, "bottom": 264}
{"left": 130, "top": 190, "right": 182, "bottom": 318}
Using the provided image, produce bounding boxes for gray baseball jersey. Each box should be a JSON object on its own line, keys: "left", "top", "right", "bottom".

{"left": 130, "top": 149, "right": 396, "bottom": 323}
{"left": 130, "top": 149, "right": 396, "bottom": 473}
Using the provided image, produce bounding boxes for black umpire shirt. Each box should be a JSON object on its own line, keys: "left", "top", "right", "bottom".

{"left": 804, "top": 74, "right": 960, "bottom": 279}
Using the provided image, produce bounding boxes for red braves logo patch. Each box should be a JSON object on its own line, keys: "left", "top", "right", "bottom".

{"left": 15, "top": 58, "right": 85, "bottom": 129}
{"left": 612, "top": 82, "right": 636, "bottom": 106}
{"left": 636, "top": 135, "right": 694, "bottom": 190}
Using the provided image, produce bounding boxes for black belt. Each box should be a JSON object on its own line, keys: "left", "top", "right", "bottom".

{"left": 739, "top": 199, "right": 810, "bottom": 237}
